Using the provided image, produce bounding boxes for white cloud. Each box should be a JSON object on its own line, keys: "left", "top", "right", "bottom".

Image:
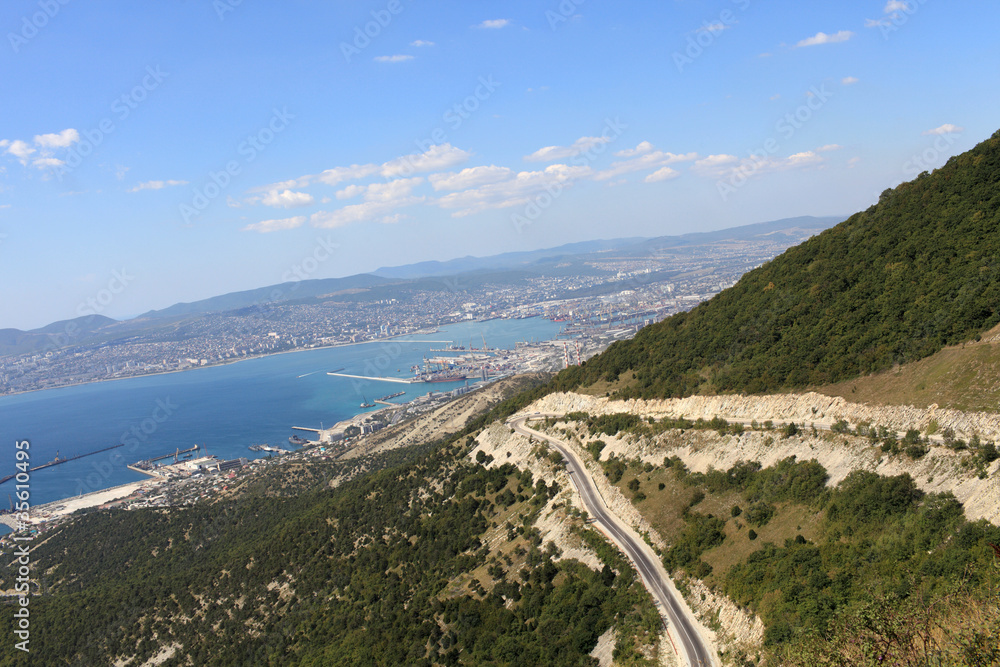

{"left": 923, "top": 124, "right": 964, "bottom": 136}
{"left": 436, "top": 163, "right": 591, "bottom": 217}
{"left": 5, "top": 140, "right": 36, "bottom": 162}
{"left": 32, "top": 157, "right": 64, "bottom": 169}
{"left": 593, "top": 150, "right": 698, "bottom": 181}
{"left": 429, "top": 165, "right": 513, "bottom": 191}
{"left": 261, "top": 189, "right": 315, "bottom": 208}
{"left": 374, "top": 54, "right": 414, "bottom": 63}
{"left": 311, "top": 178, "right": 424, "bottom": 228}
{"left": 313, "top": 164, "right": 380, "bottom": 187}
{"left": 614, "top": 141, "right": 654, "bottom": 158}
{"left": 645, "top": 167, "right": 680, "bottom": 183}
{"left": 129, "top": 179, "right": 188, "bottom": 192}
{"left": 251, "top": 164, "right": 379, "bottom": 193}
{"left": 884, "top": 0, "right": 908, "bottom": 12}
{"left": 770, "top": 94, "right": 781, "bottom": 100}
{"left": 842, "top": 76, "right": 859, "bottom": 85}
{"left": 524, "top": 136, "right": 611, "bottom": 162}
{"left": 410, "top": 40, "right": 434, "bottom": 47}
{"left": 335, "top": 184, "right": 366, "bottom": 200}
{"left": 848, "top": 157, "right": 861, "bottom": 168}
{"left": 475, "top": 19, "right": 510, "bottom": 29}
{"left": 796, "top": 30, "right": 853, "bottom": 47}
{"left": 242, "top": 216, "right": 306, "bottom": 233}
{"left": 693, "top": 154, "right": 739, "bottom": 174}
{"left": 816, "top": 144, "right": 842, "bottom": 152}
{"left": 694, "top": 151, "right": 823, "bottom": 180}
{"left": 34, "top": 128, "right": 79, "bottom": 149}
{"left": 381, "top": 143, "right": 472, "bottom": 177}
{"left": 697, "top": 21, "right": 729, "bottom": 34}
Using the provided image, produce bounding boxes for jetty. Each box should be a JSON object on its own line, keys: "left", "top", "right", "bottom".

{"left": 0, "top": 443, "right": 127, "bottom": 486}
{"left": 326, "top": 371, "right": 413, "bottom": 384}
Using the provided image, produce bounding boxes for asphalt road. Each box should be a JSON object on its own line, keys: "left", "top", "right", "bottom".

{"left": 508, "top": 413, "right": 715, "bottom": 667}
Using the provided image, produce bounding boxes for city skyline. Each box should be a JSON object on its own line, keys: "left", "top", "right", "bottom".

{"left": 1, "top": 1, "right": 997, "bottom": 328}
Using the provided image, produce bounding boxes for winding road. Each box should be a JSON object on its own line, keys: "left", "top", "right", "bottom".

{"left": 508, "top": 413, "right": 715, "bottom": 667}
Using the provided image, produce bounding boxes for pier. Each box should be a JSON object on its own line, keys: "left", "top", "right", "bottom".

{"left": 143, "top": 445, "right": 200, "bottom": 464}
{"left": 0, "top": 443, "right": 127, "bottom": 486}
{"left": 326, "top": 371, "right": 413, "bottom": 384}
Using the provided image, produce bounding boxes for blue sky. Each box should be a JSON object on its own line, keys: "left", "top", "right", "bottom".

{"left": 1, "top": 0, "right": 997, "bottom": 329}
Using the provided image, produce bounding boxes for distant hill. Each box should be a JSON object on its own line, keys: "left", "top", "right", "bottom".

{"left": 136, "top": 274, "right": 391, "bottom": 320}
{"left": 637, "top": 215, "right": 842, "bottom": 249}
{"left": 371, "top": 238, "right": 649, "bottom": 279}
{"left": 371, "top": 217, "right": 842, "bottom": 279}
{"left": 0, "top": 314, "right": 117, "bottom": 356}
{"left": 552, "top": 130, "right": 1000, "bottom": 399}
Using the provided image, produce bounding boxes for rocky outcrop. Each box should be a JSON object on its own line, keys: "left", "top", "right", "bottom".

{"left": 531, "top": 390, "right": 1000, "bottom": 443}
{"left": 528, "top": 392, "right": 1000, "bottom": 525}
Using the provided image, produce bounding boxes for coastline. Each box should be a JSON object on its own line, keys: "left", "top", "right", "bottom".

{"left": 0, "top": 326, "right": 454, "bottom": 400}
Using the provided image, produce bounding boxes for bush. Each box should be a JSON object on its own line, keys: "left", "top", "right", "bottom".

{"left": 744, "top": 502, "right": 775, "bottom": 527}
{"left": 587, "top": 440, "right": 606, "bottom": 460}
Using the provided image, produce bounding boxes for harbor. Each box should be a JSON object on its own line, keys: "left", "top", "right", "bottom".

{"left": 0, "top": 317, "right": 569, "bottom": 514}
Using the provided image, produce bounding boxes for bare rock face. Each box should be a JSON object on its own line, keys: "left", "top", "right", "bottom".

{"left": 528, "top": 392, "right": 1000, "bottom": 525}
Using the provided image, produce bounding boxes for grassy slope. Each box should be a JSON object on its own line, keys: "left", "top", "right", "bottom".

{"left": 815, "top": 323, "right": 1000, "bottom": 412}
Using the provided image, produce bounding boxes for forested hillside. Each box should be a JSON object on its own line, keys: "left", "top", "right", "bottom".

{"left": 552, "top": 130, "right": 1000, "bottom": 399}
{"left": 0, "top": 434, "right": 662, "bottom": 666}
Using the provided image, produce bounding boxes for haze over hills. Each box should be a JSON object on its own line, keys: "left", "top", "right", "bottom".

{"left": 0, "top": 216, "right": 840, "bottom": 358}
{"left": 372, "top": 216, "right": 842, "bottom": 281}
{"left": 552, "top": 131, "right": 1000, "bottom": 400}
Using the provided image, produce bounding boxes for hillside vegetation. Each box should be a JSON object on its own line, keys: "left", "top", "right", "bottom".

{"left": 816, "top": 322, "right": 1000, "bottom": 411}
{"left": 549, "top": 414, "right": 1000, "bottom": 665}
{"left": 552, "top": 130, "right": 1000, "bottom": 400}
{"left": 0, "top": 413, "right": 667, "bottom": 666}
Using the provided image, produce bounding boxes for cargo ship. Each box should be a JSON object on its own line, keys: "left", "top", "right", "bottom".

{"left": 288, "top": 435, "right": 309, "bottom": 446}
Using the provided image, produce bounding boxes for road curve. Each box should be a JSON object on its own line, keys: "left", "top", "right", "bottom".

{"left": 508, "top": 413, "right": 715, "bottom": 667}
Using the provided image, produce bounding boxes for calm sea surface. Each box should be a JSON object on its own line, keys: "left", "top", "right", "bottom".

{"left": 0, "top": 318, "right": 563, "bottom": 513}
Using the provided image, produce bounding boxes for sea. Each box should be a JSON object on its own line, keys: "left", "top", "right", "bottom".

{"left": 0, "top": 317, "right": 564, "bottom": 525}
